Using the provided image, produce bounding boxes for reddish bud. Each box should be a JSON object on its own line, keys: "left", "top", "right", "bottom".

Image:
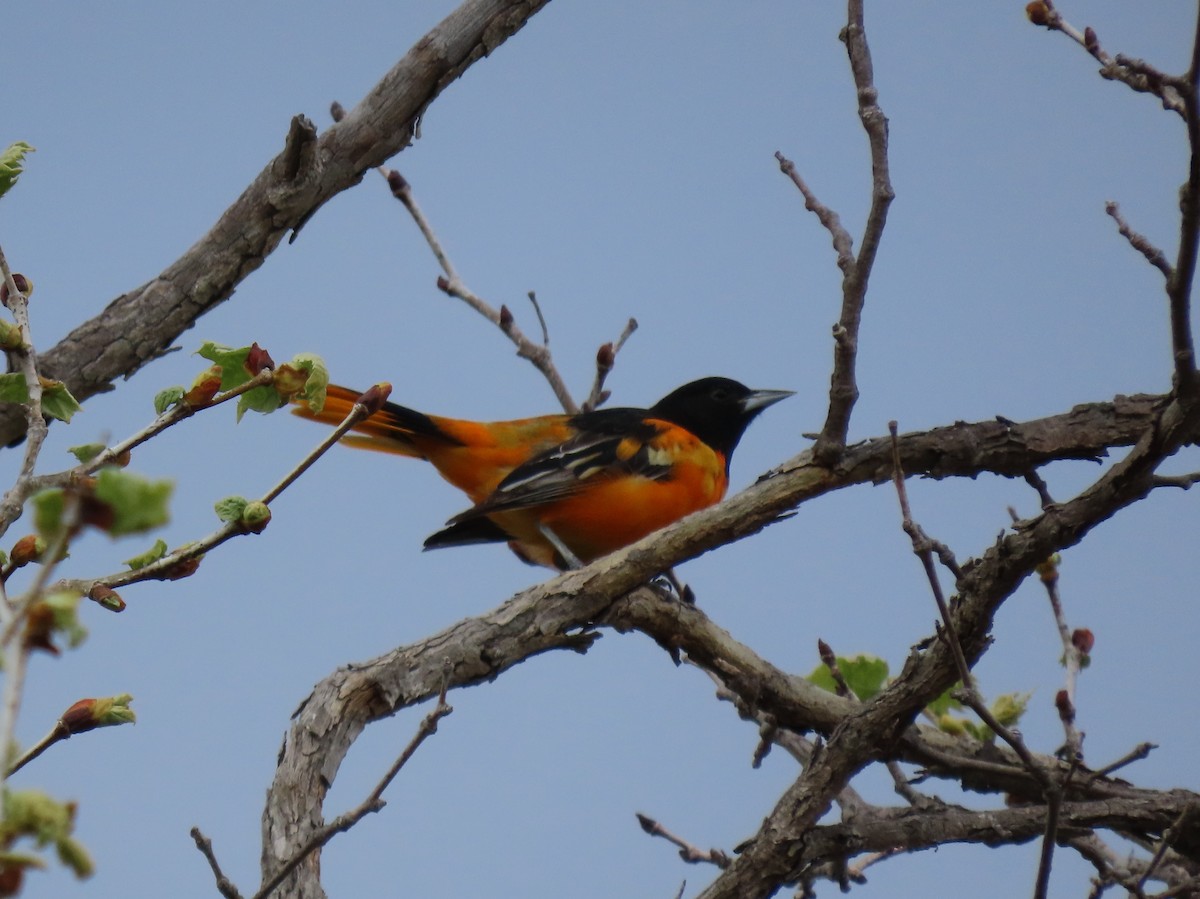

{"left": 1084, "top": 26, "right": 1098, "bottom": 52}
{"left": 817, "top": 638, "right": 836, "bottom": 668}
{"left": 330, "top": 100, "right": 346, "bottom": 122}
{"left": 61, "top": 699, "right": 100, "bottom": 733}
{"left": 244, "top": 342, "right": 275, "bottom": 376}
{"left": 1071, "top": 628, "right": 1094, "bottom": 655}
{"left": 184, "top": 365, "right": 224, "bottom": 409}
{"left": 1054, "top": 689, "right": 1075, "bottom": 724}
{"left": 499, "top": 305, "right": 514, "bottom": 330}
{"left": 88, "top": 584, "right": 126, "bottom": 613}
{"left": 23, "top": 603, "right": 58, "bottom": 655}
{"left": 596, "top": 342, "right": 615, "bottom": 372}
{"left": 436, "top": 275, "right": 450, "bottom": 294}
{"left": 1025, "top": 1, "right": 1050, "bottom": 25}
{"left": 160, "top": 555, "right": 203, "bottom": 581}
{"left": 358, "top": 383, "right": 393, "bottom": 416}
{"left": 113, "top": 449, "right": 132, "bottom": 468}
{"left": 0, "top": 274, "right": 32, "bottom": 306}
{"left": 61, "top": 694, "right": 135, "bottom": 734}
{"left": 387, "top": 170, "right": 409, "bottom": 198}
{"left": 0, "top": 863, "right": 24, "bottom": 895}
{"left": 78, "top": 495, "right": 116, "bottom": 533}
{"left": 10, "top": 534, "right": 45, "bottom": 568}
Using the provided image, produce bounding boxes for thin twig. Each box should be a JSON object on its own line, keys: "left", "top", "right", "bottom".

{"left": 887, "top": 423, "right": 972, "bottom": 688}
{"left": 635, "top": 813, "right": 731, "bottom": 869}
{"left": 1029, "top": 4, "right": 1198, "bottom": 384}
{"left": 1027, "top": 2, "right": 1187, "bottom": 117}
{"left": 1105, "top": 201, "right": 1173, "bottom": 280}
{"left": 1139, "top": 804, "right": 1199, "bottom": 893}
{"left": 526, "top": 291, "right": 551, "bottom": 346}
{"left": 0, "top": 249, "right": 48, "bottom": 552}
{"left": 191, "top": 827, "right": 245, "bottom": 899}
{"left": 329, "top": 100, "right": 582, "bottom": 415}
{"left": 254, "top": 671, "right": 454, "bottom": 899}
{"left": 1035, "top": 556, "right": 1086, "bottom": 763}
{"left": 1150, "top": 471, "right": 1200, "bottom": 489}
{"left": 774, "top": 152, "right": 855, "bottom": 273}
{"left": 811, "top": 0, "right": 894, "bottom": 463}
{"left": 583, "top": 317, "right": 638, "bottom": 412}
{"left": 891, "top": 420, "right": 1065, "bottom": 896}
{"left": 6, "top": 716, "right": 70, "bottom": 776}
{"left": 52, "top": 391, "right": 372, "bottom": 595}
{"left": 1023, "top": 470, "right": 1057, "bottom": 510}
{"left": 1086, "top": 742, "right": 1157, "bottom": 782}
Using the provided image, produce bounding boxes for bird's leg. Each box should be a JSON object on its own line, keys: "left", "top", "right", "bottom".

{"left": 538, "top": 523, "right": 584, "bottom": 571}
{"left": 649, "top": 568, "right": 695, "bottom": 604}
{"left": 539, "top": 524, "right": 695, "bottom": 603}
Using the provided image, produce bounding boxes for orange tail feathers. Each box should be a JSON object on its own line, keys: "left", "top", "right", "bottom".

{"left": 291, "top": 384, "right": 436, "bottom": 458}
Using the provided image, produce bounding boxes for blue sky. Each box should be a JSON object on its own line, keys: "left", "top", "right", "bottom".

{"left": 1, "top": 2, "right": 1197, "bottom": 896}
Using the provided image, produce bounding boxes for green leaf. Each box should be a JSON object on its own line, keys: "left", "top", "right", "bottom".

{"left": 0, "top": 142, "right": 35, "bottom": 200}
{"left": 55, "top": 835, "right": 94, "bottom": 879}
{"left": 0, "top": 372, "right": 29, "bottom": 404}
{"left": 124, "top": 538, "right": 168, "bottom": 570}
{"left": 990, "top": 692, "right": 1031, "bottom": 729}
{"left": 236, "top": 384, "right": 285, "bottom": 421}
{"left": 0, "top": 787, "right": 93, "bottom": 882}
{"left": 214, "top": 495, "right": 249, "bottom": 523}
{"left": 42, "top": 591, "right": 87, "bottom": 649}
{"left": 32, "top": 489, "right": 66, "bottom": 541}
{"left": 838, "top": 654, "right": 888, "bottom": 700}
{"left": 92, "top": 469, "right": 173, "bottom": 536}
{"left": 196, "top": 342, "right": 255, "bottom": 391}
{"left": 68, "top": 443, "right": 106, "bottom": 464}
{"left": 925, "top": 685, "right": 965, "bottom": 718}
{"left": 285, "top": 353, "right": 329, "bottom": 412}
{"left": 41, "top": 381, "right": 81, "bottom": 423}
{"left": 154, "top": 386, "right": 185, "bottom": 415}
{"left": 806, "top": 653, "right": 888, "bottom": 701}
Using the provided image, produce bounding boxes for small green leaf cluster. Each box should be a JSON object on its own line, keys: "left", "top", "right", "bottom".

{"left": 153, "top": 341, "right": 327, "bottom": 421}
{"left": 806, "top": 653, "right": 889, "bottom": 701}
{"left": 806, "top": 655, "right": 1031, "bottom": 741}
{"left": 0, "top": 788, "right": 94, "bottom": 894}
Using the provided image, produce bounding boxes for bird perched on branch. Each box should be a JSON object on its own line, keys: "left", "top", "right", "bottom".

{"left": 293, "top": 377, "right": 792, "bottom": 571}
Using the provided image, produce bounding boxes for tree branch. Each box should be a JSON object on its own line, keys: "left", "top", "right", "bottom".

{"left": 0, "top": 0, "right": 553, "bottom": 448}
{"left": 259, "top": 390, "right": 1198, "bottom": 897}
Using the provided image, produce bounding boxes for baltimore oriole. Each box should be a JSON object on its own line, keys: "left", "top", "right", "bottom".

{"left": 293, "top": 377, "right": 792, "bottom": 570}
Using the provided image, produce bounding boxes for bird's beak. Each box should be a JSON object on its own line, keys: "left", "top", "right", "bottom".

{"left": 742, "top": 388, "right": 795, "bottom": 413}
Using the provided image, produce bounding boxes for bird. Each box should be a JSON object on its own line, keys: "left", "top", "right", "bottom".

{"left": 293, "top": 377, "right": 792, "bottom": 571}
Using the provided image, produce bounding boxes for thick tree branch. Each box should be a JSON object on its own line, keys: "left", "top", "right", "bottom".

{"left": 0, "top": 0, "right": 551, "bottom": 448}
{"left": 259, "top": 394, "right": 1191, "bottom": 897}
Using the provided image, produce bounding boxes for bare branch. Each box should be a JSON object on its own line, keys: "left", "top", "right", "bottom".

{"left": 0, "top": 0, "right": 555, "bottom": 447}
{"left": 636, "top": 813, "right": 731, "bottom": 869}
{"left": 256, "top": 681, "right": 454, "bottom": 899}
{"left": 191, "top": 827, "right": 245, "bottom": 899}
{"left": 583, "top": 317, "right": 638, "bottom": 412}
{"left": 1025, "top": 2, "right": 1187, "bottom": 117}
{"left": 887, "top": 422, "right": 972, "bottom": 689}
{"left": 1087, "top": 742, "right": 1157, "bottom": 782}
{"left": 1106, "top": 201, "right": 1173, "bottom": 280}
{"left": 354, "top": 156, "right": 579, "bottom": 413}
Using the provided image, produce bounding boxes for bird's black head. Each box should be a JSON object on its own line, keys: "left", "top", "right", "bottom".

{"left": 649, "top": 377, "right": 793, "bottom": 461}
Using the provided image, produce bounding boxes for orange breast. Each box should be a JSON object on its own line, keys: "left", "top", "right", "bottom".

{"left": 537, "top": 432, "right": 728, "bottom": 563}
